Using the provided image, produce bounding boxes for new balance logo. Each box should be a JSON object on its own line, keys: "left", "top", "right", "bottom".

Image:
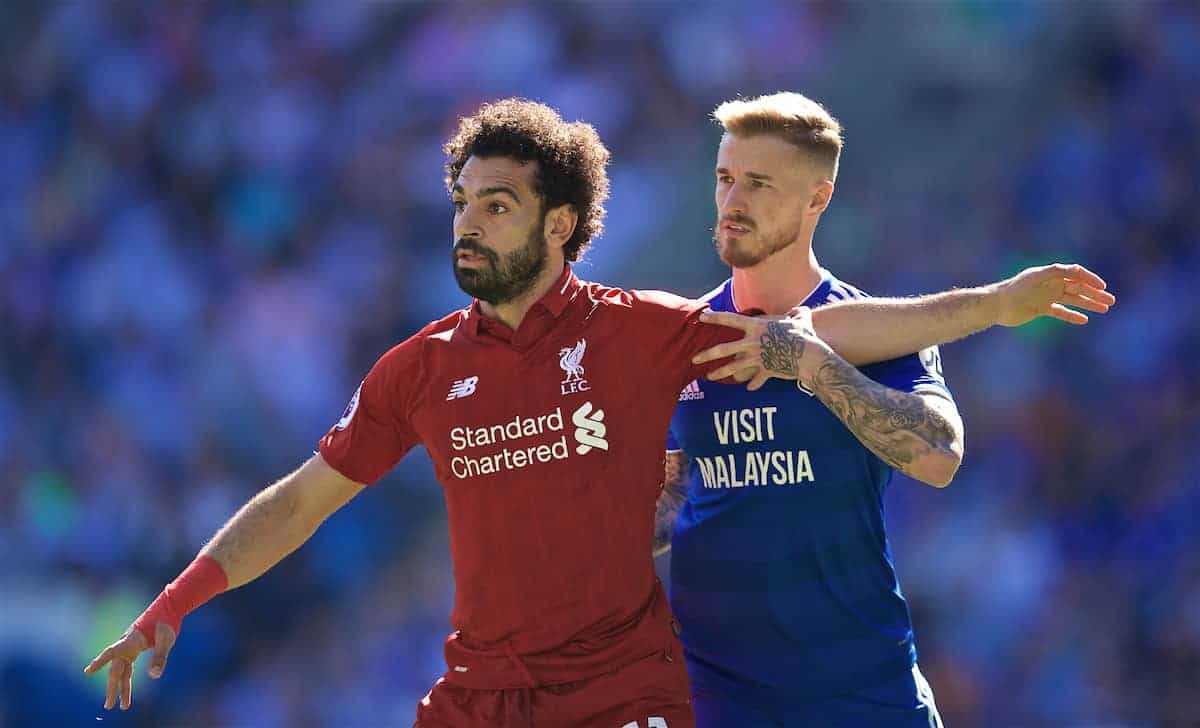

{"left": 446, "top": 376, "right": 479, "bottom": 400}
{"left": 678, "top": 380, "right": 704, "bottom": 402}
{"left": 572, "top": 401, "right": 608, "bottom": 454}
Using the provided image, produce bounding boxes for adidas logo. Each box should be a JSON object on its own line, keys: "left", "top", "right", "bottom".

{"left": 678, "top": 380, "right": 705, "bottom": 402}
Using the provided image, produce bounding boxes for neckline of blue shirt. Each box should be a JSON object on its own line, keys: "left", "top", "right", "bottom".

{"left": 714, "top": 268, "right": 836, "bottom": 315}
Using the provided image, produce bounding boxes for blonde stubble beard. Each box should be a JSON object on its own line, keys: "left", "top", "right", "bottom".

{"left": 715, "top": 225, "right": 806, "bottom": 270}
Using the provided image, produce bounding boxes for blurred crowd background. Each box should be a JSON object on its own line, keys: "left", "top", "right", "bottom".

{"left": 1, "top": 1, "right": 1197, "bottom": 726}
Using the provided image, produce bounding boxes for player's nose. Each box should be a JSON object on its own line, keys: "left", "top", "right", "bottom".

{"left": 453, "top": 210, "right": 483, "bottom": 241}
{"left": 719, "top": 200, "right": 751, "bottom": 226}
{"left": 719, "top": 186, "right": 749, "bottom": 217}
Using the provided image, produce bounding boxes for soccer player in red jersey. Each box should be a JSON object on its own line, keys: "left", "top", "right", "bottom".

{"left": 85, "top": 99, "right": 1110, "bottom": 727}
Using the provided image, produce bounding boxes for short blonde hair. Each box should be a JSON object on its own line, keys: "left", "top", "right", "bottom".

{"left": 713, "top": 92, "right": 843, "bottom": 180}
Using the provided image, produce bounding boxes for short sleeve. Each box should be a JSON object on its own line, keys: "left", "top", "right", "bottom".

{"left": 318, "top": 338, "right": 423, "bottom": 485}
{"left": 859, "top": 345, "right": 952, "bottom": 399}
{"left": 628, "top": 290, "right": 743, "bottom": 392}
{"left": 666, "top": 427, "right": 681, "bottom": 452}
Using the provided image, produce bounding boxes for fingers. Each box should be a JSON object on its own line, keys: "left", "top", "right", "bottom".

{"left": 1046, "top": 262, "right": 1118, "bottom": 310}
{"left": 1076, "top": 287, "right": 1116, "bottom": 308}
{"left": 84, "top": 646, "right": 115, "bottom": 675}
{"left": 104, "top": 661, "right": 117, "bottom": 709}
{"left": 746, "top": 371, "right": 771, "bottom": 391}
{"left": 1091, "top": 287, "right": 1116, "bottom": 306}
{"left": 120, "top": 660, "right": 133, "bottom": 710}
{"left": 1063, "top": 282, "right": 1116, "bottom": 307}
{"left": 1048, "top": 303, "right": 1089, "bottom": 325}
{"left": 88, "top": 630, "right": 152, "bottom": 710}
{"left": 698, "top": 310, "right": 756, "bottom": 332}
{"left": 788, "top": 306, "right": 814, "bottom": 328}
{"left": 692, "top": 337, "right": 751, "bottom": 364}
{"left": 104, "top": 659, "right": 124, "bottom": 710}
{"left": 1050, "top": 263, "right": 1107, "bottom": 291}
{"left": 149, "top": 622, "right": 176, "bottom": 679}
{"left": 698, "top": 310, "right": 754, "bottom": 329}
{"left": 706, "top": 357, "right": 755, "bottom": 382}
{"left": 1062, "top": 291, "right": 1111, "bottom": 314}
{"left": 704, "top": 362, "right": 734, "bottom": 381}
{"left": 784, "top": 304, "right": 809, "bottom": 319}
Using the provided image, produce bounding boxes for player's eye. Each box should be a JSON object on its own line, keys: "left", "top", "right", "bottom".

{"left": 489, "top": 202, "right": 508, "bottom": 214}
{"left": 751, "top": 179, "right": 767, "bottom": 188}
{"left": 717, "top": 175, "right": 733, "bottom": 184}
{"left": 452, "top": 199, "right": 466, "bottom": 212}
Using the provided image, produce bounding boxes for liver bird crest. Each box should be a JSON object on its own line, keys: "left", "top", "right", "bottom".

{"left": 559, "top": 339, "right": 587, "bottom": 382}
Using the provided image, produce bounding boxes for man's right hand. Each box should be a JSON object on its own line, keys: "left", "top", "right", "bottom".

{"left": 83, "top": 622, "right": 177, "bottom": 711}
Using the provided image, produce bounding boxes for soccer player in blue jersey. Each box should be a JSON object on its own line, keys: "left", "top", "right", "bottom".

{"left": 654, "top": 93, "right": 1114, "bottom": 727}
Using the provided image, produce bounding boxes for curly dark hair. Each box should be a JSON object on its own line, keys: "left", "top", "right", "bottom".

{"left": 444, "top": 99, "right": 610, "bottom": 263}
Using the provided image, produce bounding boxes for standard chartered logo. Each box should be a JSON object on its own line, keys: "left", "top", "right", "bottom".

{"left": 447, "top": 401, "right": 610, "bottom": 478}
{"left": 571, "top": 401, "right": 608, "bottom": 454}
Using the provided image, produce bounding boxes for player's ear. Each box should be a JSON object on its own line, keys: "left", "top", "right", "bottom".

{"left": 544, "top": 203, "right": 577, "bottom": 251}
{"left": 808, "top": 180, "right": 834, "bottom": 215}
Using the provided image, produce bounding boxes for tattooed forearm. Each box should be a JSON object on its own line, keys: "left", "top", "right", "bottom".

{"left": 654, "top": 451, "right": 691, "bottom": 555}
{"left": 760, "top": 320, "right": 807, "bottom": 377}
{"left": 809, "top": 353, "right": 962, "bottom": 483}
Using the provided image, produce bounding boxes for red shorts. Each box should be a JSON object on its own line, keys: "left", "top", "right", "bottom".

{"left": 413, "top": 648, "right": 694, "bottom": 728}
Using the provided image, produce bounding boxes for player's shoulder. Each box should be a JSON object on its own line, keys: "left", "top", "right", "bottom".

{"left": 575, "top": 278, "right": 707, "bottom": 317}
{"left": 813, "top": 271, "right": 871, "bottom": 307}
{"left": 698, "top": 279, "right": 730, "bottom": 305}
{"left": 644, "top": 278, "right": 729, "bottom": 310}
{"left": 374, "top": 308, "right": 468, "bottom": 369}
{"left": 814, "top": 270, "right": 951, "bottom": 387}
{"left": 630, "top": 287, "right": 703, "bottom": 311}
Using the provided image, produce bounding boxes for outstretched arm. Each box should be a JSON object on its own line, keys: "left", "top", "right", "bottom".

{"left": 83, "top": 454, "right": 364, "bottom": 710}
{"left": 654, "top": 451, "right": 691, "bottom": 556}
{"left": 810, "top": 263, "right": 1114, "bottom": 366}
{"left": 201, "top": 454, "right": 364, "bottom": 588}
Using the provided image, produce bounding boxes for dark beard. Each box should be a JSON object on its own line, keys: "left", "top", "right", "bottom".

{"left": 453, "top": 225, "right": 548, "bottom": 305}
{"left": 713, "top": 226, "right": 798, "bottom": 268}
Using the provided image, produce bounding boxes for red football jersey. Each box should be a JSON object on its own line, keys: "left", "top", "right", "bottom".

{"left": 319, "top": 266, "right": 739, "bottom": 688}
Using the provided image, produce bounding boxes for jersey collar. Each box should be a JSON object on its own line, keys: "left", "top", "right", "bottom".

{"left": 533, "top": 264, "right": 581, "bottom": 318}
{"left": 723, "top": 268, "right": 834, "bottom": 315}
{"left": 462, "top": 265, "right": 582, "bottom": 344}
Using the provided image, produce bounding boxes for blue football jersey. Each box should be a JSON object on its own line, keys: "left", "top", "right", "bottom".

{"left": 666, "top": 270, "right": 952, "bottom": 706}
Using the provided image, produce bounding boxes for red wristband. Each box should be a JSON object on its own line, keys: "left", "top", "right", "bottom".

{"left": 132, "top": 555, "right": 228, "bottom": 646}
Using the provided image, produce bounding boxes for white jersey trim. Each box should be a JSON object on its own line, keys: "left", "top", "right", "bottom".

{"left": 913, "top": 664, "right": 943, "bottom": 728}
